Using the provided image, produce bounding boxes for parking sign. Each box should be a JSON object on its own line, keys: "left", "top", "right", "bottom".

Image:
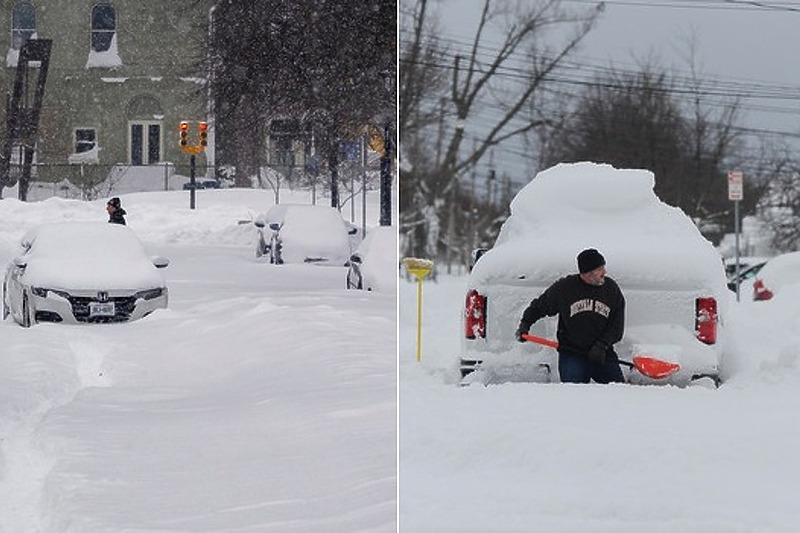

{"left": 728, "top": 170, "right": 743, "bottom": 201}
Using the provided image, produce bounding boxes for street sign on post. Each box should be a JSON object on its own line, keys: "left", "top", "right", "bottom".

{"left": 728, "top": 170, "right": 743, "bottom": 301}
{"left": 728, "top": 170, "right": 743, "bottom": 201}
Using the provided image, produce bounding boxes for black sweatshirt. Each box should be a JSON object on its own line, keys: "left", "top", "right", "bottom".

{"left": 108, "top": 208, "right": 127, "bottom": 225}
{"left": 518, "top": 274, "right": 625, "bottom": 353}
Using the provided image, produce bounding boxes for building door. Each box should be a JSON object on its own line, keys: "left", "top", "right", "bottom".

{"left": 129, "top": 121, "right": 161, "bottom": 165}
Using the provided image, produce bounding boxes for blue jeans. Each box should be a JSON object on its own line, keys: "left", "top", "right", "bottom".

{"left": 558, "top": 349, "right": 624, "bottom": 384}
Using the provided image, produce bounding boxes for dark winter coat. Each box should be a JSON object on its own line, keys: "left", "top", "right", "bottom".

{"left": 108, "top": 208, "right": 127, "bottom": 225}
{"left": 518, "top": 274, "right": 625, "bottom": 355}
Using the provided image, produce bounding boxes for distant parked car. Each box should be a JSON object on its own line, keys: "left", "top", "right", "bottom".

{"left": 727, "top": 260, "right": 767, "bottom": 292}
{"left": 461, "top": 162, "right": 727, "bottom": 386}
{"left": 3, "top": 222, "right": 169, "bottom": 327}
{"left": 346, "top": 226, "right": 397, "bottom": 291}
{"left": 724, "top": 256, "right": 767, "bottom": 278}
{"left": 183, "top": 179, "right": 220, "bottom": 190}
{"left": 751, "top": 251, "right": 800, "bottom": 301}
{"left": 254, "top": 204, "right": 359, "bottom": 265}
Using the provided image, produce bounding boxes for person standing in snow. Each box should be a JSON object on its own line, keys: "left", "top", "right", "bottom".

{"left": 106, "top": 197, "right": 127, "bottom": 225}
{"left": 515, "top": 248, "right": 625, "bottom": 384}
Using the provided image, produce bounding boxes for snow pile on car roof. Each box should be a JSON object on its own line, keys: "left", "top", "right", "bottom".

{"left": 475, "top": 162, "right": 726, "bottom": 291}
{"left": 19, "top": 222, "right": 165, "bottom": 290}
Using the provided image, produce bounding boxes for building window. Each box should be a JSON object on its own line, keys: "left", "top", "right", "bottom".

{"left": 129, "top": 121, "right": 161, "bottom": 165}
{"left": 75, "top": 128, "right": 97, "bottom": 153}
{"left": 91, "top": 3, "right": 116, "bottom": 53}
{"left": 11, "top": 2, "right": 36, "bottom": 50}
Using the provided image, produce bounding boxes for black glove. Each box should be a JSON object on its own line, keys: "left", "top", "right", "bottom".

{"left": 515, "top": 326, "right": 528, "bottom": 343}
{"left": 587, "top": 340, "right": 608, "bottom": 364}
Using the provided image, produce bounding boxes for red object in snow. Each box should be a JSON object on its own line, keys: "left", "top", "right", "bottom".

{"left": 753, "top": 279, "right": 774, "bottom": 301}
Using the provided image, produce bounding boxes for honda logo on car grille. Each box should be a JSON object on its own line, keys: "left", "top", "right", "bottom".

{"left": 97, "top": 291, "right": 109, "bottom": 302}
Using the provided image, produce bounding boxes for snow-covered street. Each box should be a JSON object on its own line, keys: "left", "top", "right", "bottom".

{"left": 400, "top": 274, "right": 800, "bottom": 532}
{"left": 0, "top": 189, "right": 396, "bottom": 532}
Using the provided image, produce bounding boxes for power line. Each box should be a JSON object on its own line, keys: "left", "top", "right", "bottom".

{"left": 562, "top": 0, "right": 800, "bottom": 12}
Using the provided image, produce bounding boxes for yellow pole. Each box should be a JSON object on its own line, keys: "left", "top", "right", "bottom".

{"left": 402, "top": 257, "right": 434, "bottom": 363}
{"left": 415, "top": 276, "right": 423, "bottom": 362}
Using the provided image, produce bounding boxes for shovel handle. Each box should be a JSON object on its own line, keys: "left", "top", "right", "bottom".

{"left": 522, "top": 334, "right": 559, "bottom": 349}
{"left": 521, "top": 333, "right": 680, "bottom": 379}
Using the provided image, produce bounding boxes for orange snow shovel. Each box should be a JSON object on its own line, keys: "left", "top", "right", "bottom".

{"left": 522, "top": 334, "right": 680, "bottom": 380}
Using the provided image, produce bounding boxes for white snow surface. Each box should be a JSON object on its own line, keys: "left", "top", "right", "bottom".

{"left": 399, "top": 165, "right": 800, "bottom": 531}
{"left": 0, "top": 187, "right": 396, "bottom": 532}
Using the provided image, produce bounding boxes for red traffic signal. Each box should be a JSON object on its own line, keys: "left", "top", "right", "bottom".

{"left": 198, "top": 122, "right": 208, "bottom": 147}
{"left": 179, "top": 121, "right": 189, "bottom": 147}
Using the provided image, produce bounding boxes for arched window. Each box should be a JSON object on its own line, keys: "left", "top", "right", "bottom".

{"left": 91, "top": 3, "right": 116, "bottom": 52}
{"left": 11, "top": 2, "right": 36, "bottom": 50}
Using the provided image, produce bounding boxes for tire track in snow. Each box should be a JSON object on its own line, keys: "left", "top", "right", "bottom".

{"left": 0, "top": 328, "right": 111, "bottom": 531}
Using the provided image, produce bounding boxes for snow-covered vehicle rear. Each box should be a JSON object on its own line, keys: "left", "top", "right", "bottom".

{"left": 461, "top": 162, "right": 728, "bottom": 386}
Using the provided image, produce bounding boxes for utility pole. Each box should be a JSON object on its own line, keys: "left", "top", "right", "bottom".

{"left": 435, "top": 96, "right": 446, "bottom": 167}
{"left": 379, "top": 122, "right": 392, "bottom": 226}
{"left": 468, "top": 138, "right": 477, "bottom": 257}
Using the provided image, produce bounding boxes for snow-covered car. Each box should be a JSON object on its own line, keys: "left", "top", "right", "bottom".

{"left": 346, "top": 226, "right": 397, "bottom": 291}
{"left": 727, "top": 260, "right": 767, "bottom": 293}
{"left": 751, "top": 251, "right": 800, "bottom": 301}
{"left": 254, "top": 204, "right": 359, "bottom": 265}
{"left": 462, "top": 162, "right": 728, "bottom": 386}
{"left": 2, "top": 222, "right": 169, "bottom": 327}
{"left": 724, "top": 256, "right": 768, "bottom": 279}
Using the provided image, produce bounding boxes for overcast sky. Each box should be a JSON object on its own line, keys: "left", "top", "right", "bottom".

{"left": 429, "top": 0, "right": 800, "bottom": 187}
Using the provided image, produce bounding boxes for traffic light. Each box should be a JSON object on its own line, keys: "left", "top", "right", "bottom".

{"left": 367, "top": 125, "right": 384, "bottom": 154}
{"left": 198, "top": 122, "right": 208, "bottom": 147}
{"left": 179, "top": 121, "right": 189, "bottom": 147}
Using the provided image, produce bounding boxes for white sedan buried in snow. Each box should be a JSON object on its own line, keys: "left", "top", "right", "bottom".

{"left": 462, "top": 162, "right": 728, "bottom": 387}
{"left": 254, "top": 204, "right": 359, "bottom": 265}
{"left": 3, "top": 222, "right": 169, "bottom": 327}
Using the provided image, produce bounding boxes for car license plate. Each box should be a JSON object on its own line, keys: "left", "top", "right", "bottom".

{"left": 89, "top": 301, "right": 115, "bottom": 317}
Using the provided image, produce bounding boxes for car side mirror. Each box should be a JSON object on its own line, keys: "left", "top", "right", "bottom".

{"left": 350, "top": 253, "right": 362, "bottom": 264}
{"left": 348, "top": 227, "right": 358, "bottom": 235}
{"left": 152, "top": 256, "right": 170, "bottom": 269}
{"left": 254, "top": 221, "right": 265, "bottom": 229}
{"left": 269, "top": 222, "right": 281, "bottom": 231}
{"left": 12, "top": 256, "right": 26, "bottom": 268}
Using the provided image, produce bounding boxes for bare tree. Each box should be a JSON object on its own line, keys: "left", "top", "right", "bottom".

{"left": 544, "top": 60, "right": 755, "bottom": 244}
{"left": 399, "top": 0, "right": 449, "bottom": 138}
{"left": 400, "top": 0, "right": 602, "bottom": 263}
{"left": 208, "top": 0, "right": 396, "bottom": 198}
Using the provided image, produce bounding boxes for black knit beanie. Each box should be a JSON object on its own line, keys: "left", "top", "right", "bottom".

{"left": 577, "top": 248, "right": 605, "bottom": 274}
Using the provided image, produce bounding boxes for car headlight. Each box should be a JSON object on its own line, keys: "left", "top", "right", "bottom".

{"left": 32, "top": 287, "right": 71, "bottom": 299}
{"left": 31, "top": 287, "right": 48, "bottom": 297}
{"left": 134, "top": 288, "right": 165, "bottom": 300}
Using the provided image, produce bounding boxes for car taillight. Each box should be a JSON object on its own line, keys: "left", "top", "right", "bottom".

{"left": 753, "top": 279, "right": 773, "bottom": 301}
{"left": 465, "top": 289, "right": 486, "bottom": 339}
{"left": 695, "top": 297, "right": 717, "bottom": 344}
